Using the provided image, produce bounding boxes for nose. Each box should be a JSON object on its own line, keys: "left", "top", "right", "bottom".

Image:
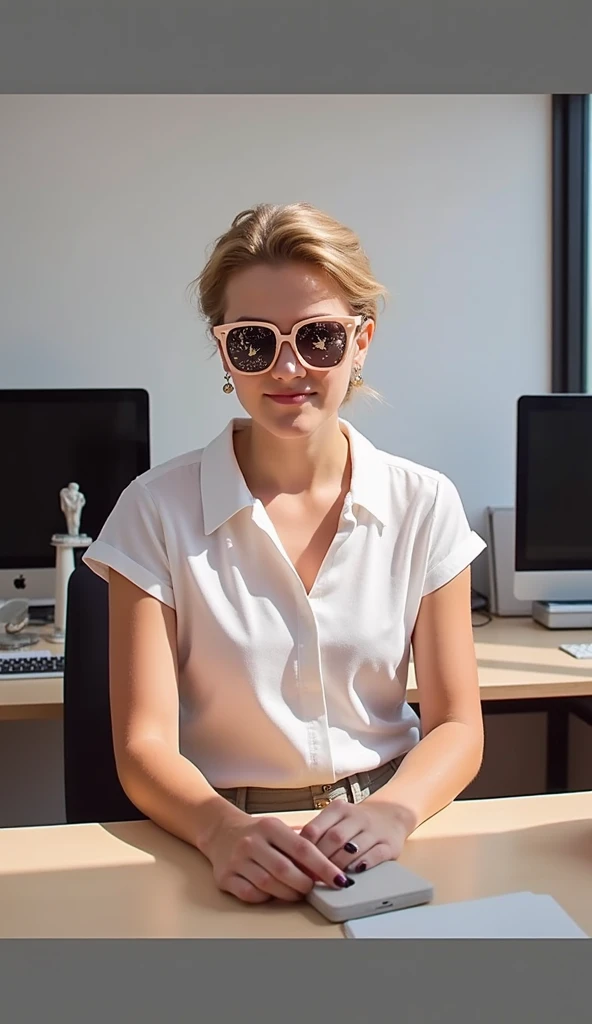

{"left": 271, "top": 340, "right": 306, "bottom": 380}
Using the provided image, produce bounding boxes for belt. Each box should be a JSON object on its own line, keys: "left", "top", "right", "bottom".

{"left": 214, "top": 755, "right": 406, "bottom": 815}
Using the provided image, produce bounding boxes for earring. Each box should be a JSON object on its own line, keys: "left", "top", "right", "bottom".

{"left": 351, "top": 366, "right": 364, "bottom": 387}
{"left": 222, "top": 372, "right": 234, "bottom": 395}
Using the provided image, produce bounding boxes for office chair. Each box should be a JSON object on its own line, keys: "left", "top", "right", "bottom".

{"left": 63, "top": 561, "right": 146, "bottom": 824}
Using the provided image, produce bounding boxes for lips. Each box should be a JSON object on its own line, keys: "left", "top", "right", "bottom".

{"left": 265, "top": 392, "right": 315, "bottom": 404}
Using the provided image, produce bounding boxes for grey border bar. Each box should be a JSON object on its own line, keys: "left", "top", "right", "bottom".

{"left": 1, "top": 0, "right": 592, "bottom": 92}
{"left": 1, "top": 939, "right": 591, "bottom": 1023}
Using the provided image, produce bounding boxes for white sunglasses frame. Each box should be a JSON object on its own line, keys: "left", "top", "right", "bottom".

{"left": 213, "top": 315, "right": 367, "bottom": 375}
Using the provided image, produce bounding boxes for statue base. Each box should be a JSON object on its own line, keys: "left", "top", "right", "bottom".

{"left": 51, "top": 533, "right": 92, "bottom": 547}
{"left": 49, "top": 533, "right": 93, "bottom": 642}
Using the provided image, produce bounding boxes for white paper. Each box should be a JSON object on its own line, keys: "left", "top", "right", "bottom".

{"left": 344, "top": 892, "right": 588, "bottom": 939}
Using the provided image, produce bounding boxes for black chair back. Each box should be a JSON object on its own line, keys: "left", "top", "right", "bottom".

{"left": 63, "top": 562, "right": 146, "bottom": 824}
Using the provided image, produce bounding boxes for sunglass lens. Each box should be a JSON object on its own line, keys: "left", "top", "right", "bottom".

{"left": 296, "top": 321, "right": 347, "bottom": 368}
{"left": 226, "top": 326, "right": 276, "bottom": 372}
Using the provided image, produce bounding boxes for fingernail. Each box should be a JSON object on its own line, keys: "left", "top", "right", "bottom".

{"left": 334, "top": 874, "right": 349, "bottom": 887}
{"left": 355, "top": 862, "right": 368, "bottom": 873}
{"left": 344, "top": 841, "right": 359, "bottom": 854}
{"left": 344, "top": 877, "right": 356, "bottom": 887}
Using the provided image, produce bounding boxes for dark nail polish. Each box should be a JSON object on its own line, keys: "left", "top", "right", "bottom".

{"left": 334, "top": 874, "right": 349, "bottom": 887}
{"left": 344, "top": 877, "right": 356, "bottom": 887}
{"left": 355, "top": 862, "right": 368, "bottom": 873}
{"left": 344, "top": 841, "right": 359, "bottom": 854}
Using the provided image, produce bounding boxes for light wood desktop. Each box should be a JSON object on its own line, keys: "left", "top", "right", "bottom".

{"left": 0, "top": 628, "right": 64, "bottom": 721}
{"left": 0, "top": 791, "right": 590, "bottom": 938}
{"left": 2, "top": 616, "right": 592, "bottom": 722}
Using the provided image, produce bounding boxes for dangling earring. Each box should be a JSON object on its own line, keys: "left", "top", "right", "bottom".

{"left": 351, "top": 366, "right": 364, "bottom": 387}
{"left": 222, "top": 371, "right": 234, "bottom": 395}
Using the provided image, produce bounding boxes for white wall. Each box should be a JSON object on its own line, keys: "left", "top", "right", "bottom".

{"left": 0, "top": 94, "right": 554, "bottom": 825}
{"left": 1, "top": 96, "right": 550, "bottom": 539}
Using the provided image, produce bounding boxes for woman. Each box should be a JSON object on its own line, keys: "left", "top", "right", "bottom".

{"left": 84, "top": 202, "right": 486, "bottom": 905}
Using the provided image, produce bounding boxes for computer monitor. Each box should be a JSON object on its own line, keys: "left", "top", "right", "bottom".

{"left": 514, "top": 394, "right": 592, "bottom": 602}
{"left": 0, "top": 388, "right": 150, "bottom": 604}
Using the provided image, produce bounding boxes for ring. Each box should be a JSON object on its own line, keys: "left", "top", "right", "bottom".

{"left": 344, "top": 841, "right": 359, "bottom": 854}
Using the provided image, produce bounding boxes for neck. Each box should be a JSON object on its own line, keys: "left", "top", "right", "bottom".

{"left": 234, "top": 416, "right": 350, "bottom": 496}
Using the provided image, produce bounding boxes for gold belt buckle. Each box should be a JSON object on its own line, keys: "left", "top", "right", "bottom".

{"left": 313, "top": 797, "right": 331, "bottom": 809}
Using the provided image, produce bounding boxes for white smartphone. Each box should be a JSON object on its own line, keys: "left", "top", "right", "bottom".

{"left": 306, "top": 860, "right": 433, "bottom": 923}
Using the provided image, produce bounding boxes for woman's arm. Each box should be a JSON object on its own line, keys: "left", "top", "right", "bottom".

{"left": 300, "top": 566, "right": 484, "bottom": 869}
{"left": 108, "top": 570, "right": 346, "bottom": 901}
{"left": 108, "top": 569, "right": 235, "bottom": 851}
{"left": 365, "top": 564, "right": 484, "bottom": 829}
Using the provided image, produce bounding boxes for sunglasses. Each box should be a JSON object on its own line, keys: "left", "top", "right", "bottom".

{"left": 213, "top": 315, "right": 365, "bottom": 375}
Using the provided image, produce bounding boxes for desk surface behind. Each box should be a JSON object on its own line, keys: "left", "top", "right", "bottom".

{"left": 0, "top": 627, "right": 63, "bottom": 719}
{"left": 2, "top": 616, "right": 592, "bottom": 719}
{"left": 0, "top": 792, "right": 590, "bottom": 938}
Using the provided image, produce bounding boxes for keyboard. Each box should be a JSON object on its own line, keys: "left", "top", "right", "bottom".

{"left": 0, "top": 650, "right": 64, "bottom": 678}
{"left": 559, "top": 643, "right": 592, "bottom": 660}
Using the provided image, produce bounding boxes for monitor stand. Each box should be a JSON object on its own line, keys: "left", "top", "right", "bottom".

{"left": 532, "top": 601, "right": 592, "bottom": 630}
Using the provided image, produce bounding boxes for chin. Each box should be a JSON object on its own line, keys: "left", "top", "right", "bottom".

{"left": 254, "top": 401, "right": 333, "bottom": 438}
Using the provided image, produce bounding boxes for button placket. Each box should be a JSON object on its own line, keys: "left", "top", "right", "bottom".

{"left": 305, "top": 500, "right": 358, "bottom": 779}
{"left": 295, "top": 591, "right": 336, "bottom": 778}
{"left": 251, "top": 489, "right": 355, "bottom": 783}
{"left": 251, "top": 499, "right": 327, "bottom": 769}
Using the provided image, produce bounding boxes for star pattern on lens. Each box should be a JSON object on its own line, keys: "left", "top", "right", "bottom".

{"left": 227, "top": 326, "right": 275, "bottom": 372}
{"left": 298, "top": 322, "right": 347, "bottom": 366}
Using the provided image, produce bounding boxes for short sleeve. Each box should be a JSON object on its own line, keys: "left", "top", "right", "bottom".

{"left": 422, "top": 473, "right": 487, "bottom": 596}
{"left": 82, "top": 479, "right": 175, "bottom": 608}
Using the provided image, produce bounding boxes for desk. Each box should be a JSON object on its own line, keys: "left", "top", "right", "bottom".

{"left": 409, "top": 617, "right": 592, "bottom": 793}
{"left": 2, "top": 618, "right": 592, "bottom": 791}
{"left": 417, "top": 615, "right": 592, "bottom": 702}
{"left": 0, "top": 627, "right": 63, "bottom": 721}
{"left": 3, "top": 616, "right": 592, "bottom": 720}
{"left": 0, "top": 792, "right": 590, "bottom": 938}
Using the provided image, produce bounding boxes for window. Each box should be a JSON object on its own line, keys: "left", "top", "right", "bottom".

{"left": 551, "top": 95, "right": 589, "bottom": 393}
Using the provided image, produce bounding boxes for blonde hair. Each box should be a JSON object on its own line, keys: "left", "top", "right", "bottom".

{"left": 189, "top": 203, "right": 387, "bottom": 403}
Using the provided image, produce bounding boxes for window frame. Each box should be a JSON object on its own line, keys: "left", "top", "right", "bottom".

{"left": 551, "top": 94, "right": 589, "bottom": 393}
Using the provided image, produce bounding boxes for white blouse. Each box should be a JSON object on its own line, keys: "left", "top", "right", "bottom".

{"left": 83, "top": 418, "right": 486, "bottom": 790}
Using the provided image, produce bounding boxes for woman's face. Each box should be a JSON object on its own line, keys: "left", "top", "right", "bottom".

{"left": 219, "top": 261, "right": 373, "bottom": 439}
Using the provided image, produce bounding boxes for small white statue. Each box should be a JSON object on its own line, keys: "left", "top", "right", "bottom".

{"left": 60, "top": 482, "right": 86, "bottom": 537}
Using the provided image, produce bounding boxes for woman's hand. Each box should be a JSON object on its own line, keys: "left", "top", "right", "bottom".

{"left": 299, "top": 800, "right": 412, "bottom": 874}
{"left": 202, "top": 801, "right": 356, "bottom": 904}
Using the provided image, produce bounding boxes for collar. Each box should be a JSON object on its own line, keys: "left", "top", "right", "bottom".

{"left": 343, "top": 419, "right": 390, "bottom": 527}
{"left": 200, "top": 417, "right": 390, "bottom": 536}
{"left": 200, "top": 418, "right": 254, "bottom": 536}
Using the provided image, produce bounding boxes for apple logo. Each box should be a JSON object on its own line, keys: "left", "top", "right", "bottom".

{"left": 13, "top": 575, "right": 26, "bottom": 590}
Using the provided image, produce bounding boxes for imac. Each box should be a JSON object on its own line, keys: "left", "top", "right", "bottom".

{"left": 0, "top": 389, "right": 150, "bottom": 609}
{"left": 514, "top": 394, "right": 592, "bottom": 628}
